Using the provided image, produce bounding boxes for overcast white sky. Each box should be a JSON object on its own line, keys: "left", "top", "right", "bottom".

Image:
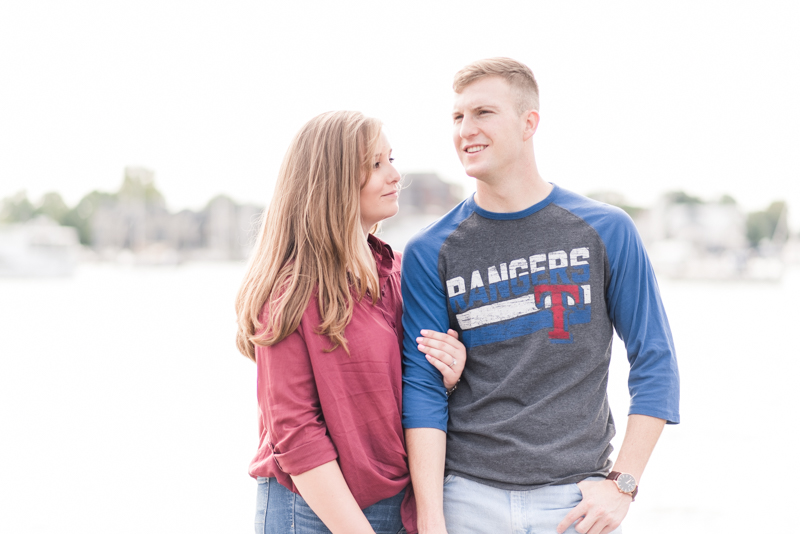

{"left": 2, "top": 1, "right": 798, "bottom": 227}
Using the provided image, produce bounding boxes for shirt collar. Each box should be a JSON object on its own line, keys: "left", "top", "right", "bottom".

{"left": 367, "top": 233, "right": 396, "bottom": 279}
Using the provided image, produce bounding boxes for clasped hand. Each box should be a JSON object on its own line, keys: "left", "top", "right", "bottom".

{"left": 417, "top": 329, "right": 466, "bottom": 390}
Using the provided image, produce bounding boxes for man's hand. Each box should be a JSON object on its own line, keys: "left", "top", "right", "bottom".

{"left": 557, "top": 414, "right": 665, "bottom": 533}
{"left": 556, "top": 479, "right": 631, "bottom": 534}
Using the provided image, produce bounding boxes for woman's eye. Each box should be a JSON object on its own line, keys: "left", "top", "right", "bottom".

{"left": 373, "top": 162, "right": 380, "bottom": 169}
{"left": 389, "top": 157, "right": 395, "bottom": 163}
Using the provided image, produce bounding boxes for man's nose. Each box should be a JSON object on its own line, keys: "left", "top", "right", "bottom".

{"left": 459, "top": 116, "right": 477, "bottom": 138}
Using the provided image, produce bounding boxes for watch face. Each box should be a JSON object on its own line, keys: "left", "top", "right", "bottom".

{"left": 617, "top": 473, "right": 637, "bottom": 493}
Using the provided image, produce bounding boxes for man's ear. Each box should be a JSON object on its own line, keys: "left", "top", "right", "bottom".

{"left": 522, "top": 110, "right": 540, "bottom": 141}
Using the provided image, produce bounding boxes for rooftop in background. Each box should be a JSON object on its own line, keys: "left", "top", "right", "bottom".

{"left": 379, "top": 173, "right": 464, "bottom": 251}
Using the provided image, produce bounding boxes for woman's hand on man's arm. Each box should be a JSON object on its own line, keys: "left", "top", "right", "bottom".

{"left": 417, "top": 329, "right": 466, "bottom": 390}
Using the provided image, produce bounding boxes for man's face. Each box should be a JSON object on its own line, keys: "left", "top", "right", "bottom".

{"left": 452, "top": 76, "right": 529, "bottom": 182}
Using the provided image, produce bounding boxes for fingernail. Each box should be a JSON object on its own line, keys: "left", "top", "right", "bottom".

{"left": 416, "top": 337, "right": 422, "bottom": 343}
{"left": 420, "top": 329, "right": 429, "bottom": 335}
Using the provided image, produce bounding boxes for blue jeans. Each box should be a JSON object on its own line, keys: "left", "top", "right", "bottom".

{"left": 255, "top": 477, "right": 407, "bottom": 534}
{"left": 443, "top": 474, "right": 622, "bottom": 534}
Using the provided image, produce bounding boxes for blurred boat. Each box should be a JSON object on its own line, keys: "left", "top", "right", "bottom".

{"left": 0, "top": 217, "right": 80, "bottom": 277}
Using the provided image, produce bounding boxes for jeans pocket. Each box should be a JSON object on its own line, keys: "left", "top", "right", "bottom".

{"left": 568, "top": 482, "right": 584, "bottom": 508}
{"left": 443, "top": 474, "right": 456, "bottom": 486}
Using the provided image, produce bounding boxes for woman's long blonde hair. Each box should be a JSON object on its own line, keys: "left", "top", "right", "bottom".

{"left": 235, "top": 110, "right": 383, "bottom": 361}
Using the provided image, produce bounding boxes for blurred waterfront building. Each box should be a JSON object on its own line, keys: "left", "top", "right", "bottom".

{"left": 395, "top": 173, "right": 464, "bottom": 217}
{"left": 587, "top": 190, "right": 789, "bottom": 280}
{"left": 88, "top": 167, "right": 261, "bottom": 263}
{"left": 645, "top": 196, "right": 747, "bottom": 252}
{"left": 379, "top": 172, "right": 464, "bottom": 251}
{"left": 193, "top": 195, "right": 261, "bottom": 261}
{"left": 636, "top": 194, "right": 782, "bottom": 281}
{"left": 167, "top": 209, "right": 204, "bottom": 251}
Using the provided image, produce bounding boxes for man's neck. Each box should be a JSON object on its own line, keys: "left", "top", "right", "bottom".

{"left": 473, "top": 171, "right": 553, "bottom": 213}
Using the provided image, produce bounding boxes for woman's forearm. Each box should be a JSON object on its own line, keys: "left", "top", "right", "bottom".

{"left": 290, "top": 460, "right": 375, "bottom": 534}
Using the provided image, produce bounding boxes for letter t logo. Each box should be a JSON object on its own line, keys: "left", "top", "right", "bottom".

{"left": 534, "top": 284, "right": 581, "bottom": 340}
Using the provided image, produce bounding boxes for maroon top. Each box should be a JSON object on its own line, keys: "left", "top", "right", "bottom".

{"left": 248, "top": 235, "right": 416, "bottom": 532}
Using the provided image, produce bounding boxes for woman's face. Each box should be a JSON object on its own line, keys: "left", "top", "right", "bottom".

{"left": 360, "top": 131, "right": 400, "bottom": 234}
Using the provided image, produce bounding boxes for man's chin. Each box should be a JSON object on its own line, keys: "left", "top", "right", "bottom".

{"left": 464, "top": 166, "right": 490, "bottom": 181}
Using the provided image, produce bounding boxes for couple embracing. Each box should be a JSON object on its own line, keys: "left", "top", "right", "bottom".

{"left": 235, "top": 57, "right": 680, "bottom": 534}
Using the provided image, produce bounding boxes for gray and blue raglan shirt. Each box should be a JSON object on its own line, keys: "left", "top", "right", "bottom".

{"left": 401, "top": 184, "right": 680, "bottom": 490}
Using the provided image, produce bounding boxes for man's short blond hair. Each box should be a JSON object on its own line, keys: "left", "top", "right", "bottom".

{"left": 453, "top": 57, "right": 539, "bottom": 114}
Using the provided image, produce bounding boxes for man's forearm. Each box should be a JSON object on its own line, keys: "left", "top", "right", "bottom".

{"left": 612, "top": 414, "right": 666, "bottom": 481}
{"left": 557, "top": 414, "right": 666, "bottom": 533}
{"left": 405, "top": 427, "right": 448, "bottom": 533}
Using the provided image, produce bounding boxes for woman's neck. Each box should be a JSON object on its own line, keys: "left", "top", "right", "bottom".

{"left": 359, "top": 233, "right": 378, "bottom": 280}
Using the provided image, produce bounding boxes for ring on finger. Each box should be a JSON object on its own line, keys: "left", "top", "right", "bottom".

{"left": 450, "top": 358, "right": 457, "bottom": 368}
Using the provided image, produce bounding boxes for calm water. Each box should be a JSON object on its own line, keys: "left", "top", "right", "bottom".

{"left": 1, "top": 262, "right": 797, "bottom": 533}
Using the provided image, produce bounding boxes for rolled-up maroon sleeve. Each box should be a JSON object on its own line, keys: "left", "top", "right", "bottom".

{"left": 256, "top": 321, "right": 338, "bottom": 475}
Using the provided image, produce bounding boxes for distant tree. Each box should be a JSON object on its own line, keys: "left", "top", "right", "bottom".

{"left": 746, "top": 201, "right": 788, "bottom": 247}
{"left": 204, "top": 194, "right": 236, "bottom": 209}
{"left": 663, "top": 191, "right": 703, "bottom": 205}
{"left": 118, "top": 167, "right": 165, "bottom": 207}
{"left": 719, "top": 194, "right": 737, "bottom": 205}
{"left": 54, "top": 169, "right": 166, "bottom": 245}
{"left": 586, "top": 191, "right": 643, "bottom": 218}
{"left": 36, "top": 192, "right": 70, "bottom": 224}
{"left": 0, "top": 191, "right": 35, "bottom": 223}
{"left": 587, "top": 191, "right": 626, "bottom": 206}
{"left": 62, "top": 190, "right": 118, "bottom": 245}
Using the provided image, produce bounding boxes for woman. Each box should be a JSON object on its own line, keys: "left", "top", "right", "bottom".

{"left": 235, "top": 110, "right": 465, "bottom": 534}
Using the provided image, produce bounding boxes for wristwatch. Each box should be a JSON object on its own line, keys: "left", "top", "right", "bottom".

{"left": 606, "top": 471, "right": 638, "bottom": 501}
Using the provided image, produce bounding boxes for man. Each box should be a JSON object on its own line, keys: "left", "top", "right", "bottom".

{"left": 401, "top": 57, "right": 679, "bottom": 534}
